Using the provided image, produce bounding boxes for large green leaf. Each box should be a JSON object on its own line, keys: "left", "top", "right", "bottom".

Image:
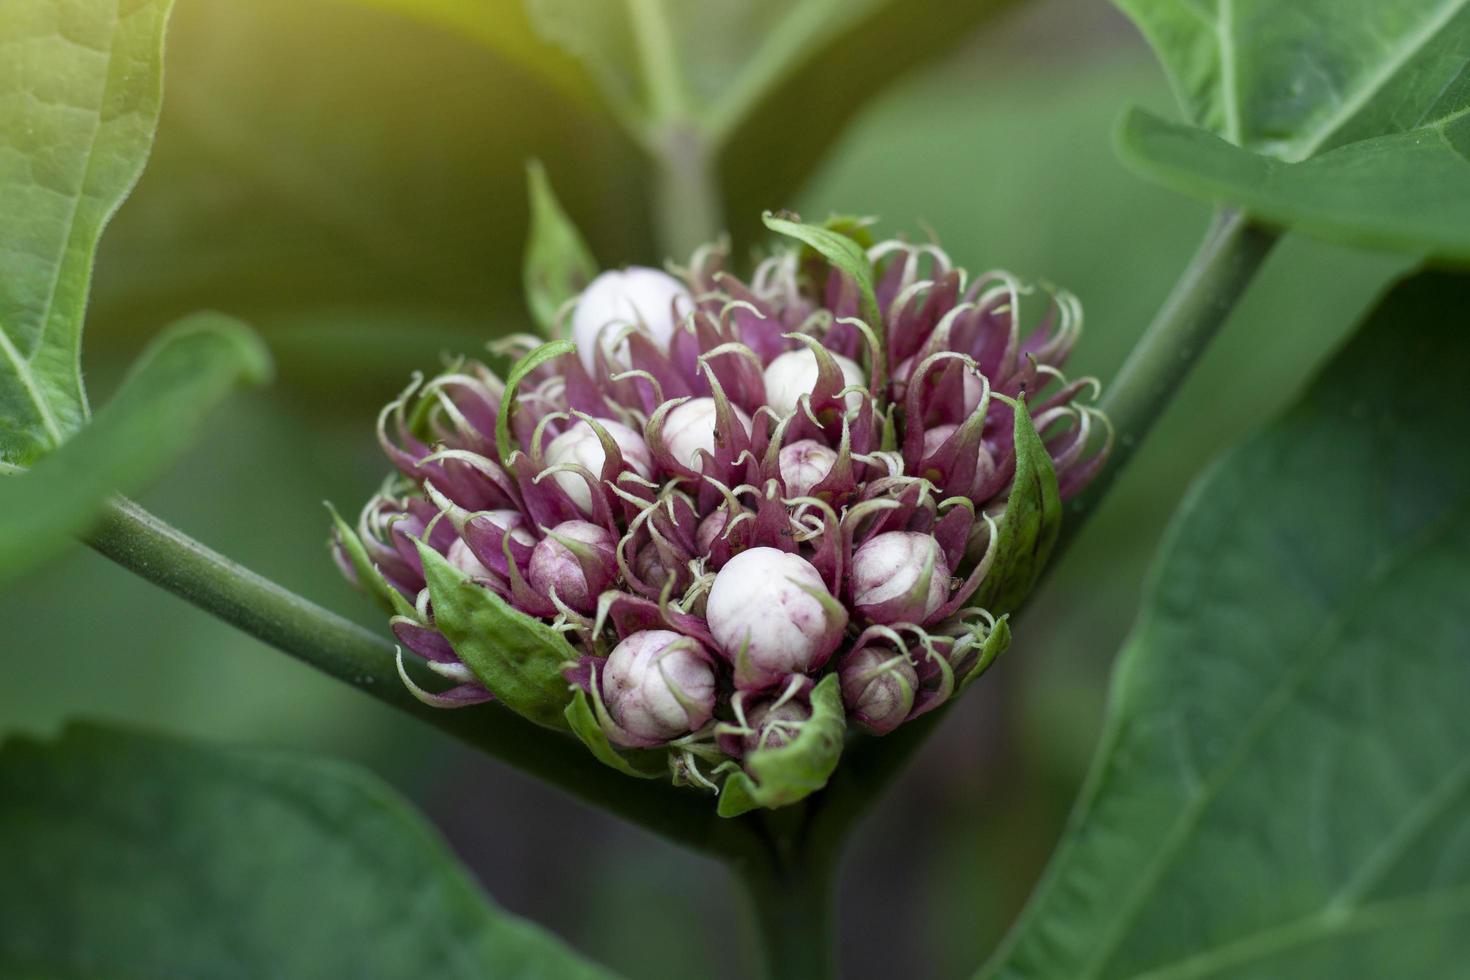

{"left": 0, "top": 312, "right": 270, "bottom": 585}
{"left": 0, "top": 0, "right": 174, "bottom": 465}
{"left": 0, "top": 724, "right": 615, "bottom": 979}
{"left": 1116, "top": 0, "right": 1470, "bottom": 261}
{"left": 978, "top": 270, "right": 1470, "bottom": 979}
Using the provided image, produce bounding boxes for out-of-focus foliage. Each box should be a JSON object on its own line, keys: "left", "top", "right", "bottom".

{"left": 1115, "top": 0, "right": 1470, "bottom": 261}
{"left": 0, "top": 0, "right": 174, "bottom": 464}
{"left": 0, "top": 314, "right": 269, "bottom": 584}
{"left": 0, "top": 725, "right": 616, "bottom": 979}
{"left": 0, "top": 2, "right": 1430, "bottom": 977}
{"left": 980, "top": 271, "right": 1470, "bottom": 979}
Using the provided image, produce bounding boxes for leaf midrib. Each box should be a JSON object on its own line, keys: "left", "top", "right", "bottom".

{"left": 1285, "top": 0, "right": 1469, "bottom": 161}
{"left": 1074, "top": 493, "right": 1470, "bottom": 980}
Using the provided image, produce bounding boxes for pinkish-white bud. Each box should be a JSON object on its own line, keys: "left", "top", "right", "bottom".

{"left": 838, "top": 645, "right": 918, "bottom": 735}
{"left": 601, "top": 629, "right": 716, "bottom": 744}
{"left": 850, "top": 531, "right": 950, "bottom": 625}
{"left": 741, "top": 696, "right": 812, "bottom": 754}
{"left": 762, "top": 348, "right": 865, "bottom": 418}
{"left": 446, "top": 537, "right": 493, "bottom": 578}
{"left": 544, "top": 417, "right": 653, "bottom": 513}
{"left": 572, "top": 268, "right": 693, "bottom": 374}
{"left": 706, "top": 547, "right": 847, "bottom": 688}
{"left": 660, "top": 397, "right": 752, "bottom": 471}
{"left": 778, "top": 439, "right": 838, "bottom": 498}
{"left": 528, "top": 520, "right": 616, "bottom": 614}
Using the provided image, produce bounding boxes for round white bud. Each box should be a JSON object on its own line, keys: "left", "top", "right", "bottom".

{"left": 543, "top": 417, "right": 653, "bottom": 512}
{"left": 762, "top": 348, "right": 865, "bottom": 418}
{"left": 572, "top": 268, "right": 693, "bottom": 374}
{"left": 850, "top": 531, "right": 950, "bottom": 625}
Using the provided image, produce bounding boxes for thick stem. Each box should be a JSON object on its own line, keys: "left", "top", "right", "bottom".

{"left": 1056, "top": 209, "right": 1278, "bottom": 552}
{"left": 85, "top": 497, "right": 761, "bottom": 861}
{"left": 735, "top": 842, "right": 837, "bottom": 980}
{"left": 650, "top": 121, "right": 723, "bottom": 259}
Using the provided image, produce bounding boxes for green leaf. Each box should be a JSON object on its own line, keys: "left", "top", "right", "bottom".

{"left": 0, "top": 724, "right": 616, "bottom": 979}
{"left": 524, "top": 160, "right": 599, "bottom": 337}
{"left": 0, "top": 312, "right": 270, "bottom": 585}
{"left": 1115, "top": 0, "right": 1470, "bottom": 261}
{"left": 718, "top": 674, "right": 846, "bottom": 817}
{"left": 762, "top": 210, "right": 881, "bottom": 329}
{"left": 1118, "top": 105, "right": 1470, "bottom": 263}
{"left": 0, "top": 0, "right": 175, "bottom": 465}
{"left": 978, "top": 271, "right": 1470, "bottom": 979}
{"left": 565, "top": 688, "right": 667, "bottom": 779}
{"left": 973, "top": 396, "right": 1063, "bottom": 616}
{"left": 496, "top": 339, "right": 576, "bottom": 471}
{"left": 417, "top": 540, "right": 576, "bottom": 730}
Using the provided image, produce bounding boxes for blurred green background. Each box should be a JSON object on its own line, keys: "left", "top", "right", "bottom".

{"left": 0, "top": 0, "right": 1412, "bottom": 977}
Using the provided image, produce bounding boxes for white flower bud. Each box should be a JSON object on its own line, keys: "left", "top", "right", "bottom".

{"left": 838, "top": 645, "right": 917, "bottom": 735}
{"left": 741, "top": 697, "right": 811, "bottom": 754}
{"left": 528, "top": 520, "right": 616, "bottom": 613}
{"left": 850, "top": 531, "right": 950, "bottom": 625}
{"left": 446, "top": 537, "right": 492, "bottom": 578}
{"left": 544, "top": 417, "right": 653, "bottom": 512}
{"left": 762, "top": 348, "right": 865, "bottom": 418}
{"left": 572, "top": 268, "right": 693, "bottom": 374}
{"left": 706, "top": 547, "right": 847, "bottom": 688}
{"left": 660, "top": 397, "right": 752, "bottom": 471}
{"left": 778, "top": 439, "right": 838, "bottom": 498}
{"left": 602, "top": 629, "right": 716, "bottom": 744}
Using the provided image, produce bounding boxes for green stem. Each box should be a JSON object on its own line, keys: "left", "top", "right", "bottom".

{"left": 811, "top": 209, "right": 1278, "bottom": 843}
{"left": 85, "top": 496, "right": 761, "bottom": 862}
{"left": 1056, "top": 208, "right": 1278, "bottom": 553}
{"left": 650, "top": 122, "right": 723, "bottom": 258}
{"left": 734, "top": 827, "right": 837, "bottom": 980}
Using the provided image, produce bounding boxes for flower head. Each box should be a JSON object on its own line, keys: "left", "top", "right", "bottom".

{"left": 334, "top": 213, "right": 1110, "bottom": 806}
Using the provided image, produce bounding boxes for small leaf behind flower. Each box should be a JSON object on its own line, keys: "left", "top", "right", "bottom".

{"left": 495, "top": 340, "right": 577, "bottom": 471}
{"left": 718, "top": 674, "right": 846, "bottom": 817}
{"left": 973, "top": 396, "right": 1062, "bottom": 615}
{"left": 417, "top": 541, "right": 575, "bottom": 730}
{"left": 762, "top": 211, "right": 880, "bottom": 329}
{"left": 0, "top": 313, "right": 270, "bottom": 585}
{"left": 524, "top": 161, "right": 599, "bottom": 337}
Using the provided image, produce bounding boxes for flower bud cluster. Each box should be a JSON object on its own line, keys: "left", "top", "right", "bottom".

{"left": 336, "top": 227, "right": 1109, "bottom": 789}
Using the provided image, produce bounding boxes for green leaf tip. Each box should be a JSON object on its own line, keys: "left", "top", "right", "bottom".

{"left": 0, "top": 311, "right": 271, "bottom": 585}
{"left": 495, "top": 340, "right": 577, "bottom": 472}
{"left": 565, "top": 688, "right": 667, "bottom": 779}
{"left": 524, "top": 160, "right": 599, "bottom": 337}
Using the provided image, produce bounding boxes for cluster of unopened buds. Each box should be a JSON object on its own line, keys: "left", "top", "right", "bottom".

{"left": 334, "top": 213, "right": 1109, "bottom": 812}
